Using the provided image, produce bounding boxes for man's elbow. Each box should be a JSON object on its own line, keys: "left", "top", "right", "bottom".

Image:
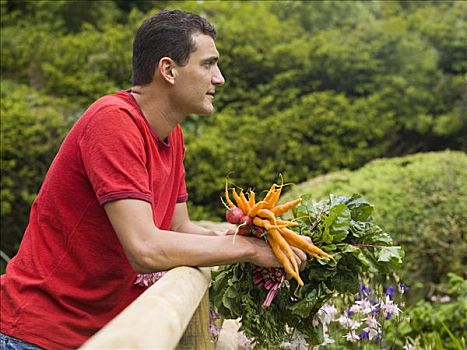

{"left": 126, "top": 245, "right": 172, "bottom": 273}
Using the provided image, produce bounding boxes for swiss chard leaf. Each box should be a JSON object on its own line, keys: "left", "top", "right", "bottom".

{"left": 350, "top": 221, "right": 393, "bottom": 245}
{"left": 288, "top": 289, "right": 318, "bottom": 318}
{"left": 345, "top": 193, "right": 374, "bottom": 221}
{"left": 373, "top": 246, "right": 404, "bottom": 272}
{"left": 322, "top": 203, "right": 351, "bottom": 243}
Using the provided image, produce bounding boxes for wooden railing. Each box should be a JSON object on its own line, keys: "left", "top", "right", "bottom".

{"left": 80, "top": 266, "right": 220, "bottom": 349}
{"left": 80, "top": 222, "right": 239, "bottom": 349}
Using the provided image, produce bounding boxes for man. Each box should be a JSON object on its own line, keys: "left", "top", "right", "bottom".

{"left": 0, "top": 10, "right": 307, "bottom": 349}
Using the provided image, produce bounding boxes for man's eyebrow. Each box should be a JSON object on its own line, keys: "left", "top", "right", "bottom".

{"left": 201, "top": 56, "right": 219, "bottom": 64}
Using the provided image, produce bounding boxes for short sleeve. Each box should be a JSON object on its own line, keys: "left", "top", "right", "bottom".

{"left": 175, "top": 127, "right": 188, "bottom": 203}
{"left": 177, "top": 163, "right": 188, "bottom": 203}
{"left": 79, "top": 106, "right": 152, "bottom": 205}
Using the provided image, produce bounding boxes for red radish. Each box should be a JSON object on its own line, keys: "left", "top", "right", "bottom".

{"left": 225, "top": 207, "right": 244, "bottom": 224}
{"left": 237, "top": 216, "right": 253, "bottom": 236}
{"left": 252, "top": 226, "right": 266, "bottom": 238}
{"left": 237, "top": 225, "right": 251, "bottom": 236}
{"left": 239, "top": 215, "right": 253, "bottom": 226}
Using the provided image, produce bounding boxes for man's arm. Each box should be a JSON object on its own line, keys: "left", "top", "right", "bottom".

{"left": 103, "top": 199, "right": 281, "bottom": 273}
{"left": 171, "top": 202, "right": 233, "bottom": 236}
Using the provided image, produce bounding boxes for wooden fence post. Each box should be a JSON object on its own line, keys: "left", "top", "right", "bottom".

{"left": 176, "top": 290, "right": 214, "bottom": 350}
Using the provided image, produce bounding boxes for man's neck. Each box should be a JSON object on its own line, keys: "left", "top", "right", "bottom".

{"left": 130, "top": 85, "right": 183, "bottom": 140}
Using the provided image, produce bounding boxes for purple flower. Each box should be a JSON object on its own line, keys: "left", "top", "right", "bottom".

{"left": 344, "top": 330, "right": 360, "bottom": 343}
{"left": 359, "top": 330, "right": 370, "bottom": 340}
{"left": 371, "top": 303, "right": 381, "bottom": 316}
{"left": 209, "top": 322, "right": 221, "bottom": 338}
{"left": 385, "top": 312, "right": 392, "bottom": 320}
{"left": 208, "top": 308, "right": 221, "bottom": 340}
{"left": 381, "top": 296, "right": 401, "bottom": 317}
{"left": 385, "top": 286, "right": 396, "bottom": 300}
{"left": 209, "top": 308, "right": 221, "bottom": 322}
{"left": 319, "top": 304, "right": 338, "bottom": 324}
{"left": 134, "top": 271, "right": 166, "bottom": 286}
{"left": 399, "top": 283, "right": 409, "bottom": 294}
{"left": 359, "top": 283, "right": 372, "bottom": 297}
{"left": 403, "top": 341, "right": 416, "bottom": 350}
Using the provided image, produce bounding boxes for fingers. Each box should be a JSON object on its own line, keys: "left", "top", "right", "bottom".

{"left": 247, "top": 236, "right": 283, "bottom": 268}
{"left": 295, "top": 235, "right": 311, "bottom": 271}
{"left": 223, "top": 228, "right": 238, "bottom": 236}
{"left": 291, "top": 247, "right": 307, "bottom": 271}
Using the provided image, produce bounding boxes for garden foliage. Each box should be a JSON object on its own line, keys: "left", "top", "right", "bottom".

{"left": 1, "top": 1, "right": 466, "bottom": 265}
{"left": 0, "top": 81, "right": 74, "bottom": 263}
{"left": 283, "top": 151, "right": 467, "bottom": 299}
{"left": 395, "top": 273, "right": 467, "bottom": 349}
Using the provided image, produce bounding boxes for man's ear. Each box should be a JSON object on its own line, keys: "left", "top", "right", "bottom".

{"left": 157, "top": 57, "right": 177, "bottom": 85}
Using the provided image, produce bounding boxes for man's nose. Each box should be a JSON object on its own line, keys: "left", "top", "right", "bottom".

{"left": 213, "top": 66, "right": 225, "bottom": 86}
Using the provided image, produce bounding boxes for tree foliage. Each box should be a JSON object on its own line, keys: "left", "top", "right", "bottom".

{"left": 1, "top": 0, "right": 466, "bottom": 259}
{"left": 1, "top": 81, "right": 75, "bottom": 257}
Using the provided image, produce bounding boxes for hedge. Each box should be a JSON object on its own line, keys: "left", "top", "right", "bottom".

{"left": 1, "top": 81, "right": 74, "bottom": 261}
{"left": 282, "top": 151, "right": 467, "bottom": 297}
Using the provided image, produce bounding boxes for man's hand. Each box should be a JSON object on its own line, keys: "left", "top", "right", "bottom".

{"left": 291, "top": 247, "right": 308, "bottom": 271}
{"left": 228, "top": 229, "right": 310, "bottom": 271}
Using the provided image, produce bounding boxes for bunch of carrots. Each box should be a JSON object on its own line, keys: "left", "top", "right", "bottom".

{"left": 224, "top": 179, "right": 332, "bottom": 286}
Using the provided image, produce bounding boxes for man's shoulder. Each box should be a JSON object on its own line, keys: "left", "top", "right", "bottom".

{"left": 79, "top": 91, "right": 140, "bottom": 125}
{"left": 91, "top": 91, "right": 135, "bottom": 112}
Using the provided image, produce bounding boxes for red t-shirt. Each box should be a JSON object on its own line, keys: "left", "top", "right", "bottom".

{"left": 0, "top": 91, "right": 188, "bottom": 349}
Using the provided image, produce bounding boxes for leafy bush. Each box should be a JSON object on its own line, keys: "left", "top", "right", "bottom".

{"left": 1, "top": 7, "right": 137, "bottom": 106}
{"left": 0, "top": 81, "right": 74, "bottom": 260}
{"left": 185, "top": 91, "right": 394, "bottom": 220}
{"left": 393, "top": 273, "right": 467, "bottom": 349}
{"left": 282, "top": 151, "right": 467, "bottom": 299}
{"left": 1, "top": 0, "right": 466, "bottom": 274}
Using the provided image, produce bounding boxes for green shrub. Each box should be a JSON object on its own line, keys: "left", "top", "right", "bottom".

{"left": 283, "top": 151, "right": 467, "bottom": 298}
{"left": 0, "top": 81, "right": 74, "bottom": 259}
{"left": 393, "top": 273, "right": 467, "bottom": 349}
{"left": 1, "top": 18, "right": 135, "bottom": 106}
{"left": 185, "top": 91, "right": 394, "bottom": 220}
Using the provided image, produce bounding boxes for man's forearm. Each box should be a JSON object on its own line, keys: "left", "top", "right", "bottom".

{"left": 104, "top": 199, "right": 280, "bottom": 273}
{"left": 175, "top": 219, "right": 232, "bottom": 236}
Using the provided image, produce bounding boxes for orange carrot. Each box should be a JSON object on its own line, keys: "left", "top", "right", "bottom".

{"left": 248, "top": 201, "right": 267, "bottom": 217}
{"left": 232, "top": 188, "right": 246, "bottom": 214}
{"left": 276, "top": 219, "right": 299, "bottom": 227}
{"left": 239, "top": 190, "right": 251, "bottom": 213}
{"left": 269, "top": 176, "right": 284, "bottom": 207}
{"left": 248, "top": 189, "right": 255, "bottom": 208}
{"left": 256, "top": 208, "right": 278, "bottom": 225}
{"left": 271, "top": 198, "right": 302, "bottom": 216}
{"left": 225, "top": 180, "right": 235, "bottom": 208}
{"left": 253, "top": 217, "right": 287, "bottom": 231}
{"left": 279, "top": 227, "right": 332, "bottom": 260}
{"left": 268, "top": 228, "right": 299, "bottom": 276}
{"left": 267, "top": 235, "right": 304, "bottom": 286}
{"left": 269, "top": 191, "right": 281, "bottom": 208}
{"left": 263, "top": 184, "right": 278, "bottom": 208}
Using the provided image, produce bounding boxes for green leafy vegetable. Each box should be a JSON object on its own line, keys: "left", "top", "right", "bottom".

{"left": 210, "top": 193, "right": 404, "bottom": 348}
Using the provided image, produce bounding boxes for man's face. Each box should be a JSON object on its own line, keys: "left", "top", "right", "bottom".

{"left": 172, "top": 33, "right": 225, "bottom": 116}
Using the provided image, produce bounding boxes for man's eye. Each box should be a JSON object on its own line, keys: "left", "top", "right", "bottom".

{"left": 204, "top": 60, "right": 218, "bottom": 68}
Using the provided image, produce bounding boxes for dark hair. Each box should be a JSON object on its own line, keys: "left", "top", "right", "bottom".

{"left": 131, "top": 9, "right": 217, "bottom": 86}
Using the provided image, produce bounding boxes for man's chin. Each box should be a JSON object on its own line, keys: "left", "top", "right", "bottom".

{"left": 196, "top": 105, "right": 215, "bottom": 116}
